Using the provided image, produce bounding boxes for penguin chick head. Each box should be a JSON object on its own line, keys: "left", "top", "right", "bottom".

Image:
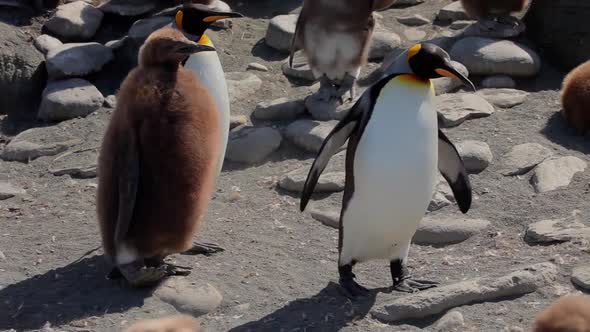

{"left": 139, "top": 27, "right": 215, "bottom": 67}
{"left": 406, "top": 43, "right": 475, "bottom": 91}
{"left": 175, "top": 3, "right": 243, "bottom": 40}
{"left": 531, "top": 295, "right": 590, "bottom": 332}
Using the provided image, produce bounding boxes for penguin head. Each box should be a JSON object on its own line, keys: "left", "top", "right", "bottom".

{"left": 139, "top": 27, "right": 216, "bottom": 67}
{"left": 406, "top": 43, "right": 475, "bottom": 91}
{"left": 174, "top": 3, "right": 243, "bottom": 40}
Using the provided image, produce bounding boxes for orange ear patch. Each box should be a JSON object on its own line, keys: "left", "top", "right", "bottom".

{"left": 407, "top": 44, "right": 422, "bottom": 60}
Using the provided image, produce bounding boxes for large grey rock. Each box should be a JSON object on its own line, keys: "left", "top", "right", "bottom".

{"left": 369, "top": 31, "right": 402, "bottom": 60}
{"left": 0, "top": 182, "right": 26, "bottom": 200}
{"left": 477, "top": 88, "right": 529, "bottom": 108}
{"left": 436, "top": 93, "right": 495, "bottom": 128}
{"left": 531, "top": 156, "right": 587, "bottom": 193}
{"left": 279, "top": 168, "right": 345, "bottom": 193}
{"left": 44, "top": 1, "right": 103, "bottom": 41}
{"left": 525, "top": 218, "right": 590, "bottom": 244}
{"left": 403, "top": 28, "right": 427, "bottom": 42}
{"left": 481, "top": 75, "right": 516, "bottom": 89}
{"left": 434, "top": 311, "right": 465, "bottom": 332}
{"left": 463, "top": 21, "right": 525, "bottom": 39}
{"left": 38, "top": 79, "right": 104, "bottom": 122}
{"left": 305, "top": 94, "right": 353, "bottom": 121}
{"left": 253, "top": 98, "right": 305, "bottom": 121}
{"left": 98, "top": 0, "right": 157, "bottom": 16}
{"left": 309, "top": 207, "right": 340, "bottom": 229}
{"left": 0, "top": 22, "right": 46, "bottom": 116}
{"left": 450, "top": 37, "right": 541, "bottom": 77}
{"left": 225, "top": 127, "right": 282, "bottom": 164}
{"left": 456, "top": 140, "right": 493, "bottom": 173}
{"left": 397, "top": 14, "right": 430, "bottom": 26}
{"left": 49, "top": 149, "right": 97, "bottom": 178}
{"left": 266, "top": 14, "right": 297, "bottom": 52}
{"left": 128, "top": 17, "right": 172, "bottom": 41}
{"left": 34, "top": 34, "right": 63, "bottom": 54}
{"left": 437, "top": 2, "right": 469, "bottom": 22}
{"left": 1, "top": 126, "right": 82, "bottom": 162}
{"left": 372, "top": 263, "right": 558, "bottom": 322}
{"left": 282, "top": 51, "right": 315, "bottom": 82}
{"left": 46, "top": 43, "right": 113, "bottom": 79}
{"left": 226, "top": 72, "right": 263, "bottom": 104}
{"left": 285, "top": 120, "right": 338, "bottom": 153}
{"left": 500, "top": 143, "right": 554, "bottom": 176}
{"left": 414, "top": 216, "right": 490, "bottom": 245}
{"left": 433, "top": 61, "right": 469, "bottom": 95}
{"left": 154, "top": 279, "right": 222, "bottom": 317}
{"left": 428, "top": 174, "right": 455, "bottom": 212}
{"left": 571, "top": 264, "right": 590, "bottom": 291}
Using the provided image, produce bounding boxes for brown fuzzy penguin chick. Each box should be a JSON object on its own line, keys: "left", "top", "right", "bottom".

{"left": 531, "top": 295, "right": 590, "bottom": 332}
{"left": 561, "top": 60, "right": 590, "bottom": 135}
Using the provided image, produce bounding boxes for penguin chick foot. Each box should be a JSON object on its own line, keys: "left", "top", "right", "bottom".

{"left": 182, "top": 241, "right": 225, "bottom": 256}
{"left": 118, "top": 261, "right": 168, "bottom": 288}
{"left": 335, "top": 74, "right": 357, "bottom": 103}
{"left": 392, "top": 278, "right": 438, "bottom": 293}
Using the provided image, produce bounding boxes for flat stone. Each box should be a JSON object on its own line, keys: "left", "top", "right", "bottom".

{"left": 1, "top": 126, "right": 82, "bottom": 162}
{"left": 247, "top": 63, "right": 269, "bottom": 72}
{"left": 282, "top": 51, "right": 315, "bottom": 82}
{"left": 226, "top": 72, "right": 263, "bottom": 104}
{"left": 450, "top": 37, "right": 541, "bottom": 77}
{"left": 370, "top": 31, "right": 402, "bottom": 60}
{"left": 34, "top": 34, "right": 62, "bottom": 54}
{"left": 404, "top": 28, "right": 427, "bottom": 42}
{"left": 434, "top": 311, "right": 465, "bottom": 332}
{"left": 463, "top": 21, "right": 526, "bottom": 39}
{"left": 414, "top": 216, "right": 490, "bottom": 245}
{"left": 253, "top": 97, "right": 305, "bottom": 121}
{"left": 285, "top": 120, "right": 338, "bottom": 153}
{"left": 525, "top": 218, "right": 590, "bottom": 244}
{"left": 104, "top": 95, "right": 116, "bottom": 108}
{"left": 372, "top": 263, "right": 558, "bottom": 322}
{"left": 98, "top": 0, "right": 157, "bottom": 16}
{"left": 128, "top": 17, "right": 172, "bottom": 41}
{"left": 0, "top": 182, "right": 26, "bottom": 200}
{"left": 44, "top": 1, "right": 103, "bottom": 40}
{"left": 105, "top": 37, "right": 126, "bottom": 50}
{"left": 481, "top": 75, "right": 516, "bottom": 89}
{"left": 154, "top": 278, "right": 222, "bottom": 317}
{"left": 436, "top": 93, "right": 495, "bottom": 128}
{"left": 393, "top": 0, "right": 424, "bottom": 6}
{"left": 571, "top": 264, "right": 590, "bottom": 291}
{"left": 456, "top": 140, "right": 493, "bottom": 173}
{"left": 125, "top": 315, "right": 201, "bottom": 332}
{"left": 49, "top": 149, "right": 97, "bottom": 178}
{"left": 450, "top": 20, "right": 475, "bottom": 30}
{"left": 305, "top": 94, "right": 353, "bottom": 121}
{"left": 229, "top": 115, "right": 247, "bottom": 129}
{"left": 500, "top": 143, "right": 554, "bottom": 176}
{"left": 46, "top": 42, "right": 113, "bottom": 79}
{"left": 265, "top": 14, "right": 297, "bottom": 52}
{"left": 38, "top": 79, "right": 104, "bottom": 122}
{"left": 438, "top": 1, "right": 469, "bottom": 22}
{"left": 397, "top": 14, "right": 430, "bottom": 26}
{"left": 433, "top": 61, "right": 469, "bottom": 95}
{"left": 279, "top": 168, "right": 345, "bottom": 193}
{"left": 531, "top": 156, "right": 587, "bottom": 193}
{"left": 225, "top": 126, "right": 282, "bottom": 164}
{"left": 477, "top": 88, "right": 528, "bottom": 108}
{"left": 309, "top": 207, "right": 340, "bottom": 229}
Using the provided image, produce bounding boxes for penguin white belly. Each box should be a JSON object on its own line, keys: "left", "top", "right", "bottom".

{"left": 184, "top": 51, "right": 229, "bottom": 176}
{"left": 340, "top": 77, "right": 437, "bottom": 265}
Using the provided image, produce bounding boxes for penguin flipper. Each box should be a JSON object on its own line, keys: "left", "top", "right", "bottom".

{"left": 114, "top": 131, "right": 140, "bottom": 245}
{"left": 438, "top": 129, "right": 472, "bottom": 213}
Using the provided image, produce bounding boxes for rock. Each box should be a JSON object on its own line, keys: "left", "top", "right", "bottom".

{"left": 370, "top": 31, "right": 402, "bottom": 60}
{"left": 265, "top": 14, "right": 297, "bottom": 52}
{"left": 436, "top": 93, "right": 495, "bottom": 128}
{"left": 0, "top": 22, "right": 46, "bottom": 116}
{"left": 282, "top": 53, "right": 315, "bottom": 82}
{"left": 393, "top": 0, "right": 424, "bottom": 6}
{"left": 428, "top": 174, "right": 454, "bottom": 212}
{"left": 226, "top": 72, "right": 263, "bottom": 104}
{"left": 247, "top": 63, "right": 269, "bottom": 72}
{"left": 38, "top": 79, "right": 104, "bottom": 122}
{"left": 98, "top": 0, "right": 157, "bottom": 16}
{"left": 481, "top": 75, "right": 516, "bottom": 89}
{"left": 154, "top": 278, "right": 222, "bottom": 317}
{"left": 46, "top": 43, "right": 113, "bottom": 79}
{"left": 525, "top": 218, "right": 590, "bottom": 244}
{"left": 463, "top": 21, "right": 525, "bottom": 39}
{"left": 285, "top": 120, "right": 338, "bottom": 153}
{"left": 124, "top": 315, "right": 201, "bottom": 332}
{"left": 397, "top": 14, "right": 430, "bottom": 26}
{"left": 305, "top": 94, "right": 352, "bottom": 121}
{"left": 403, "top": 28, "right": 427, "bottom": 42}
{"left": 450, "top": 20, "right": 475, "bottom": 30}
{"left": 34, "top": 34, "right": 62, "bottom": 54}
{"left": 531, "top": 156, "right": 587, "bottom": 193}
{"left": 571, "top": 264, "right": 590, "bottom": 291}
{"left": 505, "top": 327, "right": 524, "bottom": 332}
{"left": 438, "top": 2, "right": 469, "bottom": 22}
{"left": 414, "top": 216, "right": 490, "bottom": 245}
{"left": 0, "top": 182, "right": 26, "bottom": 200}
{"left": 1, "top": 126, "right": 82, "bottom": 162}
{"left": 253, "top": 98, "right": 305, "bottom": 121}
{"left": 450, "top": 37, "right": 541, "bottom": 77}
{"left": 372, "top": 263, "right": 558, "bottom": 322}
{"left": 434, "top": 311, "right": 465, "bottom": 332}
{"left": 225, "top": 127, "right": 282, "bottom": 164}
{"left": 456, "top": 140, "right": 493, "bottom": 173}
{"left": 433, "top": 61, "right": 469, "bottom": 95}
{"left": 229, "top": 115, "right": 247, "bottom": 129}
{"left": 105, "top": 37, "right": 126, "bottom": 50}
{"left": 44, "top": 1, "right": 103, "bottom": 40}
{"left": 279, "top": 168, "right": 345, "bottom": 193}
{"left": 477, "top": 88, "right": 528, "bottom": 108}
{"left": 49, "top": 149, "right": 97, "bottom": 178}
{"left": 128, "top": 17, "right": 173, "bottom": 41}
{"left": 104, "top": 95, "right": 116, "bottom": 108}
{"left": 309, "top": 207, "right": 340, "bottom": 229}
{"left": 500, "top": 143, "right": 554, "bottom": 176}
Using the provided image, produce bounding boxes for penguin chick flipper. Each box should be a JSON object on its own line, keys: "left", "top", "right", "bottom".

{"left": 182, "top": 241, "right": 225, "bottom": 256}
{"left": 114, "top": 132, "right": 140, "bottom": 246}
{"left": 118, "top": 261, "right": 168, "bottom": 288}
{"left": 438, "top": 129, "right": 472, "bottom": 213}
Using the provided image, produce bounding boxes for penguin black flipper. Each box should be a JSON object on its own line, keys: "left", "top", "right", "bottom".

{"left": 114, "top": 131, "right": 140, "bottom": 245}
{"left": 438, "top": 129, "right": 472, "bottom": 213}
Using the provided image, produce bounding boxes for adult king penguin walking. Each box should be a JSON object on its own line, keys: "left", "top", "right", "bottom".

{"left": 300, "top": 43, "right": 475, "bottom": 298}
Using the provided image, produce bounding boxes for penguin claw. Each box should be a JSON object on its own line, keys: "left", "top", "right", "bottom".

{"left": 182, "top": 241, "right": 225, "bottom": 256}
{"left": 393, "top": 278, "right": 438, "bottom": 293}
{"left": 339, "top": 278, "right": 370, "bottom": 299}
{"left": 117, "top": 262, "right": 168, "bottom": 288}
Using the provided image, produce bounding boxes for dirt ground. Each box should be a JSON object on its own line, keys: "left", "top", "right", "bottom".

{"left": 1, "top": 0, "right": 589, "bottom": 331}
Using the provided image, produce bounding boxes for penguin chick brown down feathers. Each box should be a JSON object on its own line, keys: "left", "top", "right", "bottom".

{"left": 461, "top": 0, "right": 531, "bottom": 20}
{"left": 561, "top": 60, "right": 590, "bottom": 135}
{"left": 97, "top": 27, "right": 221, "bottom": 287}
{"left": 532, "top": 295, "right": 590, "bottom": 332}
{"left": 300, "top": 43, "right": 474, "bottom": 298}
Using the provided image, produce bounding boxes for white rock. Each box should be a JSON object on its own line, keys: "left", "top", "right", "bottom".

{"left": 38, "top": 79, "right": 104, "bottom": 122}
{"left": 34, "top": 34, "right": 62, "bottom": 54}
{"left": 247, "top": 63, "right": 269, "bottom": 72}
{"left": 433, "top": 61, "right": 469, "bottom": 95}
{"left": 500, "top": 143, "right": 554, "bottom": 176}
{"left": 481, "top": 75, "right": 516, "bottom": 89}
{"left": 456, "top": 140, "right": 493, "bottom": 173}
{"left": 434, "top": 311, "right": 465, "bottom": 331}
{"left": 525, "top": 218, "right": 590, "bottom": 244}
{"left": 46, "top": 42, "right": 113, "bottom": 79}
{"left": 1, "top": 127, "right": 81, "bottom": 162}
{"left": 229, "top": 115, "right": 247, "bottom": 129}
{"left": 154, "top": 278, "right": 222, "bottom": 317}
{"left": 98, "top": 0, "right": 157, "bottom": 16}
{"left": 450, "top": 20, "right": 475, "bottom": 30}
{"left": 309, "top": 207, "right": 340, "bottom": 229}
{"left": 571, "top": 264, "right": 590, "bottom": 291}
{"left": 285, "top": 120, "right": 338, "bottom": 153}
{"left": 253, "top": 97, "right": 305, "bottom": 121}
{"left": 279, "top": 168, "right": 345, "bottom": 193}
{"left": 531, "top": 156, "right": 587, "bottom": 193}
{"left": 436, "top": 93, "right": 495, "bottom": 128}
{"left": 226, "top": 72, "right": 263, "bottom": 104}
{"left": 225, "top": 127, "right": 282, "bottom": 164}
{"left": 404, "top": 28, "right": 427, "bottom": 42}
{"left": 397, "top": 14, "right": 430, "bottom": 26}
{"left": 477, "top": 88, "right": 528, "bottom": 108}
{"left": 282, "top": 51, "right": 315, "bottom": 81}
{"left": 414, "top": 216, "right": 490, "bottom": 245}
{"left": 438, "top": 2, "right": 469, "bottom": 22}
{"left": 450, "top": 37, "right": 541, "bottom": 77}
{"left": 0, "top": 182, "right": 26, "bottom": 200}
{"left": 44, "top": 1, "right": 103, "bottom": 40}
{"left": 128, "top": 17, "right": 172, "bottom": 41}
{"left": 369, "top": 31, "right": 402, "bottom": 60}
{"left": 265, "top": 14, "right": 297, "bottom": 52}
{"left": 104, "top": 94, "right": 116, "bottom": 108}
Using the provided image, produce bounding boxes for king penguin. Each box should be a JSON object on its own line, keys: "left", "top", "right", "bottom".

{"left": 300, "top": 43, "right": 475, "bottom": 297}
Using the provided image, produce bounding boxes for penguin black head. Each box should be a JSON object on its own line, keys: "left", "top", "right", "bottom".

{"left": 407, "top": 43, "right": 475, "bottom": 91}
{"left": 175, "top": 4, "right": 243, "bottom": 39}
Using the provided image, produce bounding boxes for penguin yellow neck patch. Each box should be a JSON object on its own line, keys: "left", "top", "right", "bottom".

{"left": 175, "top": 10, "right": 183, "bottom": 30}
{"left": 396, "top": 74, "right": 432, "bottom": 88}
{"left": 407, "top": 44, "right": 422, "bottom": 60}
{"left": 198, "top": 34, "right": 214, "bottom": 47}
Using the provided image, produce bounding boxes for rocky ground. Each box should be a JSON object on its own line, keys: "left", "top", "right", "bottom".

{"left": 1, "top": 0, "right": 590, "bottom": 331}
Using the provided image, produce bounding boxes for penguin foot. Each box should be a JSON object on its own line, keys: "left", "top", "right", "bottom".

{"left": 182, "top": 241, "right": 225, "bottom": 256}
{"left": 117, "top": 261, "right": 168, "bottom": 288}
{"left": 392, "top": 278, "right": 438, "bottom": 293}
{"left": 339, "top": 277, "right": 370, "bottom": 299}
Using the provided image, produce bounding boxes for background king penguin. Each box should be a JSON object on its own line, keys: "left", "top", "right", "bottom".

{"left": 300, "top": 43, "right": 475, "bottom": 297}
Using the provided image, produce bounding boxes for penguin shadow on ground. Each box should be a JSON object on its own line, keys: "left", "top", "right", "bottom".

{"left": 251, "top": 38, "right": 290, "bottom": 62}
{"left": 0, "top": 255, "right": 154, "bottom": 331}
{"left": 229, "top": 282, "right": 383, "bottom": 332}
{"left": 541, "top": 112, "right": 590, "bottom": 154}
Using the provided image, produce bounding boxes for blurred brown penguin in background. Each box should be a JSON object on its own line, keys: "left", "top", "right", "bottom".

{"left": 531, "top": 295, "right": 590, "bottom": 332}
{"left": 190, "top": 0, "right": 232, "bottom": 12}
{"left": 125, "top": 315, "right": 203, "bottom": 332}
{"left": 97, "top": 27, "right": 223, "bottom": 287}
{"left": 460, "top": 0, "right": 531, "bottom": 29}
{"left": 561, "top": 60, "right": 590, "bottom": 135}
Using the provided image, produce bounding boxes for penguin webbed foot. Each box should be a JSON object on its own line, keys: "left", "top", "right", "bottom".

{"left": 116, "top": 261, "right": 168, "bottom": 288}
{"left": 390, "top": 259, "right": 438, "bottom": 293}
{"left": 182, "top": 241, "right": 225, "bottom": 256}
{"left": 334, "top": 73, "right": 357, "bottom": 103}
{"left": 316, "top": 75, "right": 336, "bottom": 102}
{"left": 339, "top": 263, "right": 370, "bottom": 299}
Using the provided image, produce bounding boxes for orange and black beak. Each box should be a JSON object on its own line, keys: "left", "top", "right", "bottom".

{"left": 435, "top": 61, "right": 476, "bottom": 92}
{"left": 202, "top": 11, "right": 243, "bottom": 23}
{"left": 174, "top": 40, "right": 215, "bottom": 55}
